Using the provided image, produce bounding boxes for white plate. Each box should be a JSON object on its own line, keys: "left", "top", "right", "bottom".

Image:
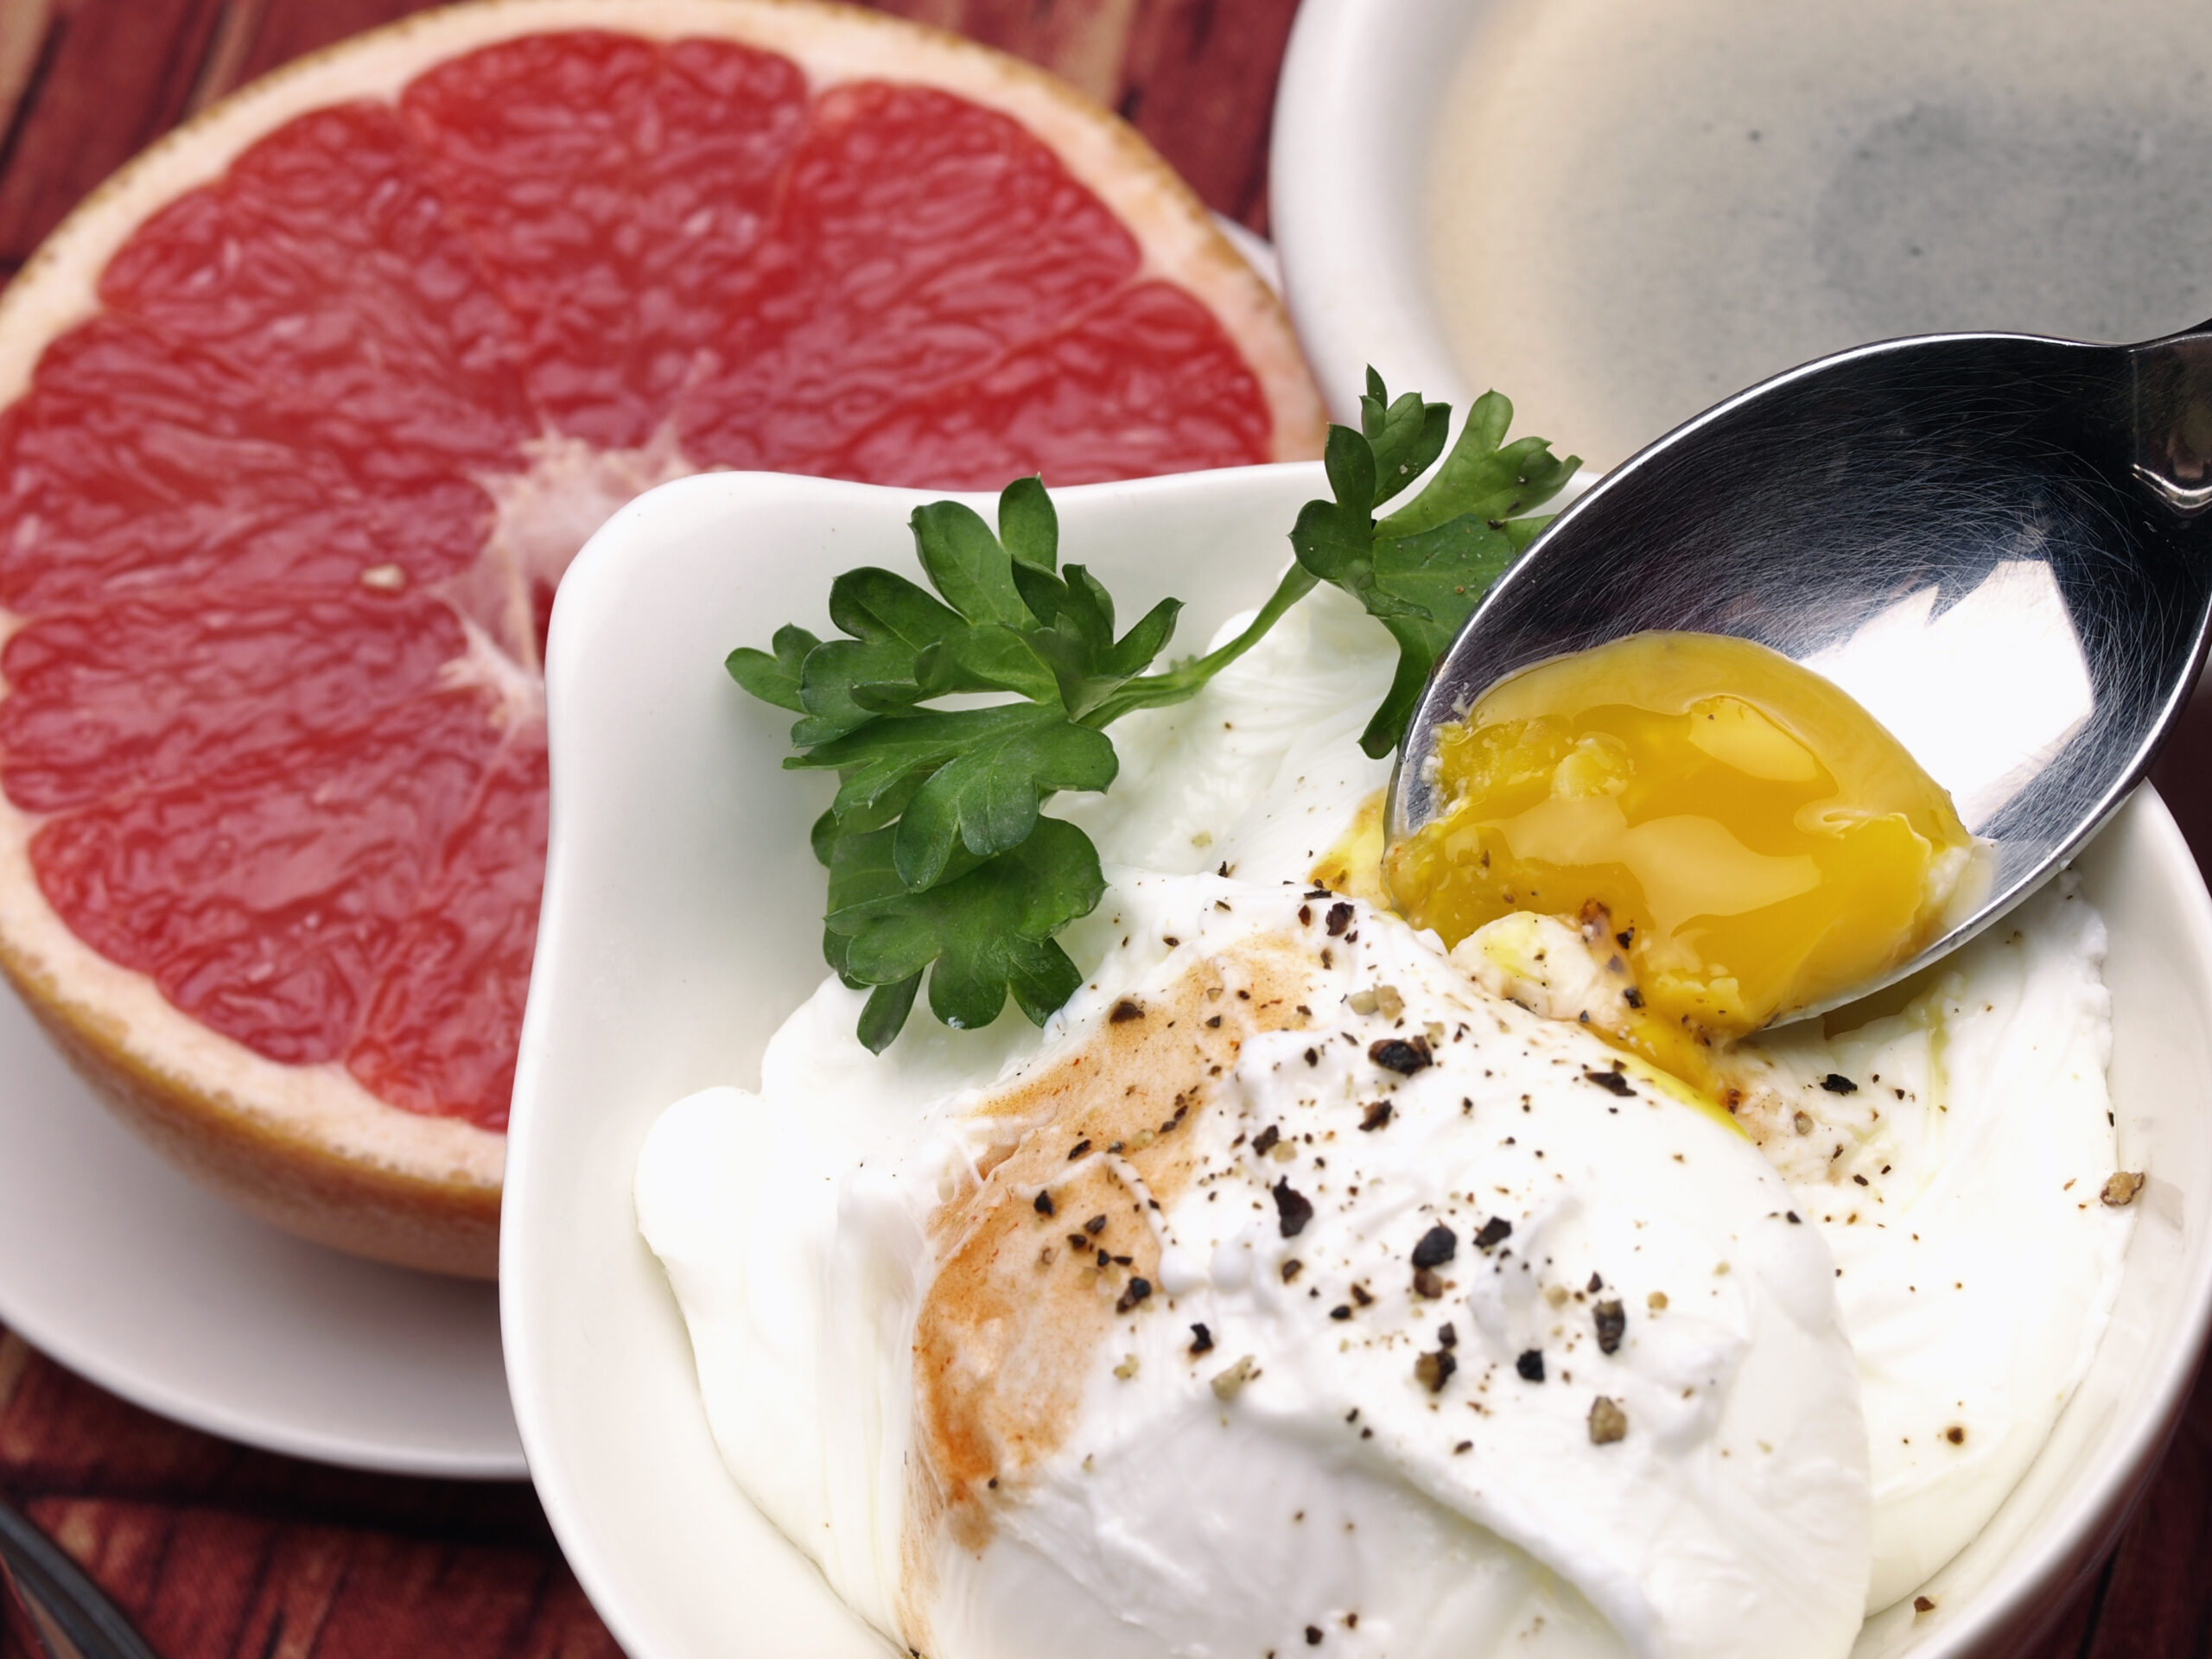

{"left": 0, "top": 982, "right": 523, "bottom": 1478}
{"left": 503, "top": 463, "right": 2212, "bottom": 1658}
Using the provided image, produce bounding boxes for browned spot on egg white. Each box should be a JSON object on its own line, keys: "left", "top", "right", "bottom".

{"left": 899, "top": 938, "right": 1316, "bottom": 1640}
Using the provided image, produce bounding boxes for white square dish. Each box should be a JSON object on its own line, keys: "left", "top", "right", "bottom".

{"left": 501, "top": 463, "right": 2212, "bottom": 1659}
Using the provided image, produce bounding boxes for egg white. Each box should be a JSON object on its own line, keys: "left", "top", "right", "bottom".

{"left": 641, "top": 874, "right": 1872, "bottom": 1658}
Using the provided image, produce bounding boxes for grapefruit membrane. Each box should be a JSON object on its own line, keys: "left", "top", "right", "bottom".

{"left": 0, "top": 0, "right": 1324, "bottom": 1275}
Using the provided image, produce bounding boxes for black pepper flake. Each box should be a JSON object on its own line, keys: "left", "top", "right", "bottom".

{"left": 1306, "top": 1627, "right": 1324, "bottom": 1647}
{"left": 1068, "top": 1139, "right": 1091, "bottom": 1160}
{"left": 1616, "top": 928, "right": 1634, "bottom": 948}
{"left": 1587, "top": 1272, "right": 1604, "bottom": 1293}
{"left": 1369, "top": 1036, "right": 1432, "bottom": 1076}
{"left": 1787, "top": 1211, "right": 1802, "bottom": 1224}
{"left": 1330, "top": 1305, "right": 1352, "bottom": 1320}
{"left": 1205, "top": 1014, "right": 1223, "bottom": 1028}
{"left": 1582, "top": 1067, "right": 1635, "bottom": 1097}
{"left": 1821, "top": 1073, "right": 1859, "bottom": 1095}
{"left": 1304, "top": 1047, "right": 1320, "bottom": 1066}
{"left": 1623, "top": 987, "right": 1643, "bottom": 1009}
{"left": 1299, "top": 904, "right": 1313, "bottom": 925}
{"left": 1593, "top": 1299, "right": 1625, "bottom": 1354}
{"left": 1359, "top": 1102, "right": 1394, "bottom": 1132}
{"left": 1325, "top": 901, "right": 1355, "bottom": 937}
{"left": 1412, "top": 1267, "right": 1446, "bottom": 1299}
{"left": 1453, "top": 1440, "right": 1472, "bottom": 1454}
{"left": 1853, "top": 1173, "right": 1870, "bottom": 1186}
{"left": 1033, "top": 1190, "right": 1055, "bottom": 1216}
{"left": 1112, "top": 1254, "right": 1133, "bottom": 1266}
{"left": 1437, "top": 1321, "right": 1458, "bottom": 1348}
{"left": 1109, "top": 999, "right": 1144, "bottom": 1023}
{"left": 1350, "top": 1283, "right": 1373, "bottom": 1306}
{"left": 1516, "top": 1349, "right": 1546, "bottom": 1382}
{"left": 1306, "top": 886, "right": 1333, "bottom": 900}
{"left": 1252, "top": 1124, "right": 1281, "bottom": 1155}
{"left": 1084, "top": 1214, "right": 1109, "bottom": 1236}
{"left": 1282, "top": 1258, "right": 1304, "bottom": 1282}
{"left": 1914, "top": 1596, "right": 1936, "bottom": 1615}
{"left": 1414, "top": 1349, "right": 1459, "bottom": 1392}
{"left": 1116, "top": 1277, "right": 1153, "bottom": 1313}
{"left": 1067, "top": 1233, "right": 1089, "bottom": 1250}
{"left": 1473, "top": 1216, "right": 1512, "bottom": 1251}
{"left": 1411, "top": 1224, "right": 1459, "bottom": 1268}
{"left": 1096, "top": 1249, "right": 1110, "bottom": 1268}
{"left": 1189, "top": 1323, "right": 1214, "bottom": 1356}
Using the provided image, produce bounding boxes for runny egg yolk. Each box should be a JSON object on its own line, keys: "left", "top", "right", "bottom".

{"left": 1386, "top": 632, "right": 1976, "bottom": 1068}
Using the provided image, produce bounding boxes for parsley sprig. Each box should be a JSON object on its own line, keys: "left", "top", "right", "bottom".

{"left": 1294, "top": 372, "right": 1580, "bottom": 756}
{"left": 729, "top": 374, "right": 1576, "bottom": 1050}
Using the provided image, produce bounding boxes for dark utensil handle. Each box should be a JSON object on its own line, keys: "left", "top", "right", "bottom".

{"left": 0, "top": 1493, "right": 162, "bottom": 1659}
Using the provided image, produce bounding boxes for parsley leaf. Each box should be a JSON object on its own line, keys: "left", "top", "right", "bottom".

{"left": 736, "top": 478, "right": 1201, "bottom": 1050}
{"left": 825, "top": 817, "right": 1105, "bottom": 1044}
{"left": 797, "top": 702, "right": 1116, "bottom": 889}
{"left": 725, "top": 623, "right": 822, "bottom": 713}
{"left": 1292, "top": 372, "right": 1578, "bottom": 756}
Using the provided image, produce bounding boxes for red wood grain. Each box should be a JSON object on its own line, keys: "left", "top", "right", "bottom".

{"left": 0, "top": 1332, "right": 617, "bottom": 1659}
{"left": 0, "top": 1, "right": 2203, "bottom": 1655}
{"left": 0, "top": 0, "right": 226, "bottom": 268}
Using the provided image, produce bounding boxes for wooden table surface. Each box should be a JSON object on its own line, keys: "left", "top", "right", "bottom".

{"left": 0, "top": 2, "right": 2205, "bottom": 1655}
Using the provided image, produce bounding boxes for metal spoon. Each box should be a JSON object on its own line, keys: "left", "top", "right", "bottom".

{"left": 0, "top": 1490, "right": 162, "bottom": 1659}
{"left": 1392, "top": 322, "right": 2212, "bottom": 1026}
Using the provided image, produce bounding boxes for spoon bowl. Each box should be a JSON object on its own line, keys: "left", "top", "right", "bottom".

{"left": 1394, "top": 323, "right": 2212, "bottom": 1025}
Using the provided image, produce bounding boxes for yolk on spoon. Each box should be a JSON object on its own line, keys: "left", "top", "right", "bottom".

{"left": 1386, "top": 632, "right": 1976, "bottom": 1077}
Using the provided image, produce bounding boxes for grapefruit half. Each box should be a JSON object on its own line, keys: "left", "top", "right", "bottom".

{"left": 0, "top": 0, "right": 1324, "bottom": 1277}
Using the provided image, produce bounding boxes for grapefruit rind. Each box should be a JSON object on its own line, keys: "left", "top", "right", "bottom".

{"left": 0, "top": 797, "right": 503, "bottom": 1274}
{"left": 0, "top": 0, "right": 1320, "bottom": 1281}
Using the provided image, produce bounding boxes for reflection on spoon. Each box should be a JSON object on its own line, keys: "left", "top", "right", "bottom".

{"left": 1803, "top": 558, "right": 2094, "bottom": 828}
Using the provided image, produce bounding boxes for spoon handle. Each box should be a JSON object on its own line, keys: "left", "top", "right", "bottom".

{"left": 0, "top": 1491, "right": 162, "bottom": 1659}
